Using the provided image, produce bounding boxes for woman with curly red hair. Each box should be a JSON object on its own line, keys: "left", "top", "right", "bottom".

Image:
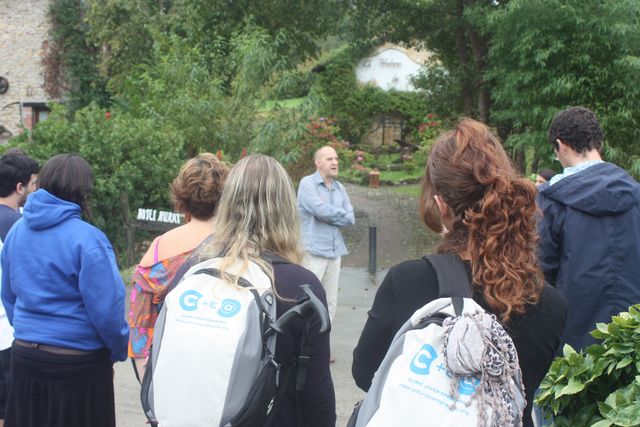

{"left": 352, "top": 119, "right": 567, "bottom": 426}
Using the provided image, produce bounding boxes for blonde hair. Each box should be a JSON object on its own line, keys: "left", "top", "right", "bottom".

{"left": 206, "top": 154, "right": 302, "bottom": 286}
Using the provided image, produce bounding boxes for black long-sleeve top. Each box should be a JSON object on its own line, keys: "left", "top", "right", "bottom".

{"left": 352, "top": 258, "right": 567, "bottom": 427}
{"left": 271, "top": 262, "right": 336, "bottom": 427}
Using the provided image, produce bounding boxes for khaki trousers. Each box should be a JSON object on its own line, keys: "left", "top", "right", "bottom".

{"left": 302, "top": 253, "right": 341, "bottom": 323}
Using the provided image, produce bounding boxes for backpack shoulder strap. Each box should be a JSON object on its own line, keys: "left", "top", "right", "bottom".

{"left": 423, "top": 253, "right": 473, "bottom": 298}
{"left": 423, "top": 253, "right": 472, "bottom": 316}
{"left": 261, "top": 252, "right": 290, "bottom": 265}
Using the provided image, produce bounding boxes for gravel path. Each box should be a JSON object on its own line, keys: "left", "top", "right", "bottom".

{"left": 341, "top": 183, "right": 441, "bottom": 269}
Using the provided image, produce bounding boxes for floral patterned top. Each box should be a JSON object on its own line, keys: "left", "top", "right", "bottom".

{"left": 127, "top": 244, "right": 194, "bottom": 359}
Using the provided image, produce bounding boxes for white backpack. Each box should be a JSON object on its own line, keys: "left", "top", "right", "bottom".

{"left": 140, "top": 255, "right": 329, "bottom": 427}
{"left": 349, "top": 254, "right": 526, "bottom": 427}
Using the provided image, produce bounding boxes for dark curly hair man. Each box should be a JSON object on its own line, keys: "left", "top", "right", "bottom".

{"left": 548, "top": 106, "right": 603, "bottom": 154}
{"left": 538, "top": 106, "right": 640, "bottom": 351}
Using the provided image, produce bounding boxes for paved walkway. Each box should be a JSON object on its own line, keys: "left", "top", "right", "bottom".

{"left": 114, "top": 267, "right": 388, "bottom": 426}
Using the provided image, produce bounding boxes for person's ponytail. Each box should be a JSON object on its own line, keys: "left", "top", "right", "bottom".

{"left": 423, "top": 119, "right": 544, "bottom": 323}
{"left": 464, "top": 177, "right": 543, "bottom": 321}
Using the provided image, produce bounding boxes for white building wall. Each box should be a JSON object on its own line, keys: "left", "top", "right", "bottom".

{"left": 356, "top": 47, "right": 425, "bottom": 92}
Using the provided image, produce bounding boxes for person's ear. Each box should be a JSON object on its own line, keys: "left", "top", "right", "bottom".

{"left": 433, "top": 194, "right": 453, "bottom": 234}
{"left": 15, "top": 182, "right": 25, "bottom": 196}
{"left": 434, "top": 194, "right": 451, "bottom": 221}
{"left": 556, "top": 139, "right": 568, "bottom": 154}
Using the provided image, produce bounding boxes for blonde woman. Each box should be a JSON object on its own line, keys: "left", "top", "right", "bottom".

{"left": 179, "top": 155, "right": 336, "bottom": 426}
{"left": 128, "top": 153, "right": 228, "bottom": 378}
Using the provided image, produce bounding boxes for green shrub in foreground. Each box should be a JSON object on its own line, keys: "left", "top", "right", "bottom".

{"left": 536, "top": 305, "right": 640, "bottom": 427}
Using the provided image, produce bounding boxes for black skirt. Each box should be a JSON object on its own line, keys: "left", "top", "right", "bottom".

{"left": 5, "top": 342, "right": 115, "bottom": 427}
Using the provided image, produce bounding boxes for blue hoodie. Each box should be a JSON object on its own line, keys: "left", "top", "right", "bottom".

{"left": 0, "top": 189, "right": 129, "bottom": 362}
{"left": 538, "top": 162, "right": 640, "bottom": 351}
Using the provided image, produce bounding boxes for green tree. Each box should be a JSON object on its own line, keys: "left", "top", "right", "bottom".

{"left": 113, "top": 25, "right": 284, "bottom": 158}
{"left": 348, "top": 0, "right": 640, "bottom": 176}
{"left": 85, "top": 0, "right": 163, "bottom": 90}
{"left": 86, "top": 0, "right": 346, "bottom": 94}
{"left": 487, "top": 0, "right": 640, "bottom": 175}
{"left": 347, "top": 0, "right": 501, "bottom": 122}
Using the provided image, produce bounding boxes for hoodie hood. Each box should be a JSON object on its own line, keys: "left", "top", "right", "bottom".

{"left": 541, "top": 162, "right": 640, "bottom": 217}
{"left": 23, "top": 189, "right": 81, "bottom": 230}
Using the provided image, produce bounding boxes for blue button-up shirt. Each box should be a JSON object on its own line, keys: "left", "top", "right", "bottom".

{"left": 549, "top": 160, "right": 603, "bottom": 186}
{"left": 297, "top": 171, "right": 355, "bottom": 258}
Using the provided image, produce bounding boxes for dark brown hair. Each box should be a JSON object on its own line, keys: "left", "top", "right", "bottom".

{"left": 537, "top": 168, "right": 556, "bottom": 182}
{"left": 38, "top": 154, "right": 93, "bottom": 212}
{"left": 548, "top": 106, "right": 603, "bottom": 153}
{"left": 0, "top": 153, "right": 40, "bottom": 197}
{"left": 170, "top": 153, "right": 228, "bottom": 221}
{"left": 420, "top": 119, "right": 543, "bottom": 322}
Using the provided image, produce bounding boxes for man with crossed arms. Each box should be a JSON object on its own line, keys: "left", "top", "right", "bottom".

{"left": 297, "top": 146, "right": 355, "bottom": 350}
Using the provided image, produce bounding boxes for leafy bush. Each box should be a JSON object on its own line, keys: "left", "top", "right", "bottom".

{"left": 283, "top": 115, "right": 350, "bottom": 182}
{"left": 415, "top": 113, "right": 444, "bottom": 149}
{"left": 536, "top": 305, "right": 640, "bottom": 426}
{"left": 7, "top": 104, "right": 183, "bottom": 262}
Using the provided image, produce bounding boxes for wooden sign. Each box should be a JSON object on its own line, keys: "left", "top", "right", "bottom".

{"left": 136, "top": 208, "right": 184, "bottom": 225}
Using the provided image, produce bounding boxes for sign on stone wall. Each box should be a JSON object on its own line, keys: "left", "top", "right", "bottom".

{"left": 356, "top": 48, "right": 423, "bottom": 92}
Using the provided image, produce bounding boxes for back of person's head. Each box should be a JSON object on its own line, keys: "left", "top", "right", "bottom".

{"left": 548, "top": 107, "right": 603, "bottom": 153}
{"left": 537, "top": 168, "right": 556, "bottom": 182}
{"left": 0, "top": 153, "right": 40, "bottom": 197}
{"left": 38, "top": 154, "right": 93, "bottom": 212}
{"left": 211, "top": 155, "right": 302, "bottom": 280}
{"left": 3, "top": 147, "right": 27, "bottom": 157}
{"left": 420, "top": 118, "right": 543, "bottom": 321}
{"left": 170, "top": 153, "right": 228, "bottom": 221}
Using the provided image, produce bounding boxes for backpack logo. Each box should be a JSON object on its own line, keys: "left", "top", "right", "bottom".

{"left": 458, "top": 375, "right": 481, "bottom": 396}
{"left": 409, "top": 344, "right": 438, "bottom": 375}
{"left": 218, "top": 299, "right": 241, "bottom": 317}
{"left": 178, "top": 290, "right": 242, "bottom": 318}
{"left": 180, "top": 290, "right": 202, "bottom": 311}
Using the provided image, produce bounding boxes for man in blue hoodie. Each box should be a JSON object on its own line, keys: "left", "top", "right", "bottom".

{"left": 538, "top": 107, "right": 640, "bottom": 351}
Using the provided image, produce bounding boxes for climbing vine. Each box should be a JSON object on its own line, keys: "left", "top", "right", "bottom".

{"left": 41, "top": 0, "right": 108, "bottom": 111}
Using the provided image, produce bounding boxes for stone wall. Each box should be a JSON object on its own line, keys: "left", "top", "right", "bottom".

{"left": 0, "top": 0, "right": 51, "bottom": 140}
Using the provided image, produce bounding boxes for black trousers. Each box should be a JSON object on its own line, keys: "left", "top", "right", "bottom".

{"left": 5, "top": 343, "right": 115, "bottom": 427}
{"left": 0, "top": 347, "right": 10, "bottom": 419}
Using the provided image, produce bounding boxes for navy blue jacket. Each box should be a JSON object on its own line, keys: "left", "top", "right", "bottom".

{"left": 538, "top": 162, "right": 640, "bottom": 350}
